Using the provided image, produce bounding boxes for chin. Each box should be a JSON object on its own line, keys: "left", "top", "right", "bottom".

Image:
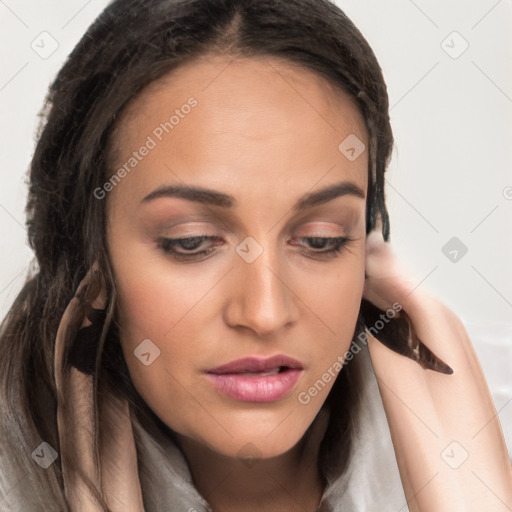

{"left": 187, "top": 421, "right": 311, "bottom": 462}
{"left": 216, "top": 439, "right": 300, "bottom": 463}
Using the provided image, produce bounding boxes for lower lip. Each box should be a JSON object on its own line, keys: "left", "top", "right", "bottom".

{"left": 205, "top": 369, "right": 303, "bottom": 402}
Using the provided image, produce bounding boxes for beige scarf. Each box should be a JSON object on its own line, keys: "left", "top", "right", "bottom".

{"left": 53, "top": 265, "right": 454, "bottom": 511}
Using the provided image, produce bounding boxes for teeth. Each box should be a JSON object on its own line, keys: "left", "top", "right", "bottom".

{"left": 238, "top": 367, "right": 282, "bottom": 376}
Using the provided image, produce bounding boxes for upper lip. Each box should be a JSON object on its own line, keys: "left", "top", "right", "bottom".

{"left": 207, "top": 354, "right": 304, "bottom": 374}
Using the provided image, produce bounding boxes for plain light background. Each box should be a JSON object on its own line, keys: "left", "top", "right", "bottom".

{"left": 1, "top": 0, "right": 511, "bottom": 453}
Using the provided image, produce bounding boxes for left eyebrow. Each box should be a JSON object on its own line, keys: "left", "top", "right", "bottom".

{"left": 293, "top": 181, "right": 365, "bottom": 212}
{"left": 140, "top": 180, "right": 365, "bottom": 211}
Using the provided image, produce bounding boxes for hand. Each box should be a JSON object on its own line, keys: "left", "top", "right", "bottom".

{"left": 363, "top": 229, "right": 421, "bottom": 310}
{"left": 362, "top": 230, "right": 512, "bottom": 512}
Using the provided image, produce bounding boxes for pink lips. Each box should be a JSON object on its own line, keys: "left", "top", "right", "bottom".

{"left": 206, "top": 355, "right": 304, "bottom": 402}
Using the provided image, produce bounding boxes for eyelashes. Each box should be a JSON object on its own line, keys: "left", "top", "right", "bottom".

{"left": 157, "top": 236, "right": 221, "bottom": 260}
{"left": 156, "top": 235, "right": 354, "bottom": 262}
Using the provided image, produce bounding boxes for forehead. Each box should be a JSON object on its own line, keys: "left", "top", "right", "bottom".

{"left": 108, "top": 55, "right": 368, "bottom": 205}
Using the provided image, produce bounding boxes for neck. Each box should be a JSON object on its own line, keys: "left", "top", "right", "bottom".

{"left": 175, "top": 409, "right": 330, "bottom": 512}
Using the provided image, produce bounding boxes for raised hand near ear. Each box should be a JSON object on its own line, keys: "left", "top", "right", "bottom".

{"left": 361, "top": 231, "right": 453, "bottom": 374}
{"left": 362, "top": 230, "right": 512, "bottom": 512}
{"left": 54, "top": 264, "right": 144, "bottom": 512}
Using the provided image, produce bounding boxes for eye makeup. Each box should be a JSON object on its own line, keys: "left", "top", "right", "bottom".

{"left": 155, "top": 234, "right": 355, "bottom": 262}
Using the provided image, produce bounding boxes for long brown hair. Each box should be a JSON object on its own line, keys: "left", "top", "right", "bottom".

{"left": 0, "top": 0, "right": 393, "bottom": 509}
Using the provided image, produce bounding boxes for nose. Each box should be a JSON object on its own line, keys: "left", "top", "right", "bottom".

{"left": 223, "top": 243, "right": 300, "bottom": 338}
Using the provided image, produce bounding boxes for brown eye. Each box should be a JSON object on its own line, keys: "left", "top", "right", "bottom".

{"left": 158, "top": 236, "right": 220, "bottom": 259}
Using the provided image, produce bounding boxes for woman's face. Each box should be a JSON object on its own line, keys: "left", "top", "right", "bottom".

{"left": 106, "top": 55, "right": 368, "bottom": 460}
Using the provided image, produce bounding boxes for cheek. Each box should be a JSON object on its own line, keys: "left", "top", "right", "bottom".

{"left": 293, "top": 257, "right": 365, "bottom": 408}
{"left": 306, "top": 247, "right": 365, "bottom": 330}
{"left": 112, "top": 258, "right": 220, "bottom": 367}
{"left": 112, "top": 267, "right": 212, "bottom": 427}
{"left": 107, "top": 234, "right": 200, "bottom": 401}
{"left": 109, "top": 225, "right": 223, "bottom": 345}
